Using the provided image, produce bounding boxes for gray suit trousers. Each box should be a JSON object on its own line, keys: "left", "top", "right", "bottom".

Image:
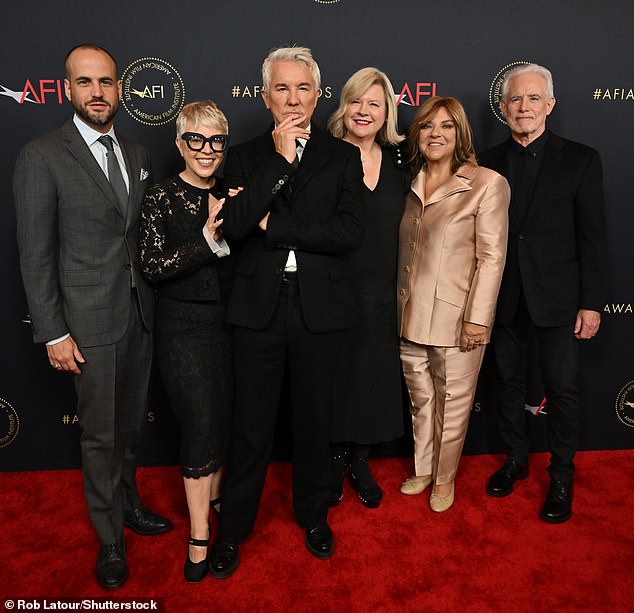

{"left": 75, "top": 292, "right": 152, "bottom": 544}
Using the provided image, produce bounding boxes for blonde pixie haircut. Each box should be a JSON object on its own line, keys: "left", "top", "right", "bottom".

{"left": 407, "top": 96, "right": 475, "bottom": 176}
{"left": 176, "top": 100, "right": 228, "bottom": 139}
{"left": 328, "top": 67, "right": 404, "bottom": 146}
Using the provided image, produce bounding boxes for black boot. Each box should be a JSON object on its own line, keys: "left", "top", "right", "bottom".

{"left": 349, "top": 445, "right": 382, "bottom": 509}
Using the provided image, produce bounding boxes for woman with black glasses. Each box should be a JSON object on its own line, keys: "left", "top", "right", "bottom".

{"left": 139, "top": 100, "right": 234, "bottom": 582}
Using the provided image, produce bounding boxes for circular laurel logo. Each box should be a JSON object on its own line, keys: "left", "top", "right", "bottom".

{"left": 121, "top": 57, "right": 185, "bottom": 126}
{"left": 0, "top": 396, "right": 20, "bottom": 448}
{"left": 314, "top": 1, "right": 342, "bottom": 4}
{"left": 615, "top": 380, "right": 634, "bottom": 428}
{"left": 489, "top": 61, "right": 532, "bottom": 124}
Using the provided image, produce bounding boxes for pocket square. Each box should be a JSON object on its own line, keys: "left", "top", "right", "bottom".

{"left": 140, "top": 168, "right": 149, "bottom": 181}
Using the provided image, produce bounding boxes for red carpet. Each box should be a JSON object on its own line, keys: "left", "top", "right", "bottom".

{"left": 1, "top": 451, "right": 632, "bottom": 612}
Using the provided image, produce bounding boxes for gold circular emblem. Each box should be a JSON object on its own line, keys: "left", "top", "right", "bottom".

{"left": 615, "top": 380, "right": 634, "bottom": 428}
{"left": 121, "top": 57, "right": 185, "bottom": 126}
{"left": 489, "top": 61, "right": 533, "bottom": 124}
{"left": 0, "top": 396, "right": 20, "bottom": 448}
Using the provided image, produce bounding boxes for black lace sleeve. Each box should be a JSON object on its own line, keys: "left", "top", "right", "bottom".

{"left": 139, "top": 181, "right": 218, "bottom": 283}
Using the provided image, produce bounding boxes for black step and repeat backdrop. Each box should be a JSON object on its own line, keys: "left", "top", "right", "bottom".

{"left": 1, "top": 0, "right": 632, "bottom": 471}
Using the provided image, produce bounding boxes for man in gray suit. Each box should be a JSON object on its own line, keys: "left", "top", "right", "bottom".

{"left": 14, "top": 44, "right": 171, "bottom": 589}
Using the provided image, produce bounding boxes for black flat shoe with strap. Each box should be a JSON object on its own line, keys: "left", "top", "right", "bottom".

{"left": 184, "top": 534, "right": 210, "bottom": 583}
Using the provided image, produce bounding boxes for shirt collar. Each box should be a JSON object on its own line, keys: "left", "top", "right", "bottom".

{"left": 296, "top": 123, "right": 311, "bottom": 150}
{"left": 509, "top": 129, "right": 550, "bottom": 155}
{"left": 73, "top": 114, "right": 119, "bottom": 148}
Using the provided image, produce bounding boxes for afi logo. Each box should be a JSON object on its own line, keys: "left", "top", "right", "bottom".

{"left": 131, "top": 85, "right": 164, "bottom": 99}
{"left": 396, "top": 82, "right": 437, "bottom": 107}
{"left": 0, "top": 79, "right": 64, "bottom": 104}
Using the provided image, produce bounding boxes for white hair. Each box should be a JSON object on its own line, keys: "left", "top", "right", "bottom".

{"left": 501, "top": 63, "right": 554, "bottom": 100}
{"left": 262, "top": 46, "right": 321, "bottom": 91}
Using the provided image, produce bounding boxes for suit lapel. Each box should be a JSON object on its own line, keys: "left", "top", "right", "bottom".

{"left": 411, "top": 164, "right": 473, "bottom": 208}
{"left": 62, "top": 121, "right": 125, "bottom": 219}
{"left": 522, "top": 134, "right": 566, "bottom": 228}
{"left": 293, "top": 125, "right": 329, "bottom": 194}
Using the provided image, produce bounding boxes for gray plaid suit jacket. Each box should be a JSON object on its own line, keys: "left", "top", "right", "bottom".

{"left": 14, "top": 119, "right": 154, "bottom": 347}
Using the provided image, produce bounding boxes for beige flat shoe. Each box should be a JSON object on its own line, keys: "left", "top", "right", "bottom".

{"left": 400, "top": 475, "right": 433, "bottom": 495}
{"left": 430, "top": 482, "right": 455, "bottom": 512}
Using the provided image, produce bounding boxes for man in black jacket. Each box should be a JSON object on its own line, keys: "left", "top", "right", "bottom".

{"left": 479, "top": 64, "right": 607, "bottom": 523}
{"left": 210, "top": 46, "right": 364, "bottom": 577}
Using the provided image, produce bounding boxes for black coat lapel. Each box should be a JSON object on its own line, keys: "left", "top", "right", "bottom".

{"left": 522, "top": 134, "right": 566, "bottom": 228}
{"left": 293, "top": 125, "right": 329, "bottom": 193}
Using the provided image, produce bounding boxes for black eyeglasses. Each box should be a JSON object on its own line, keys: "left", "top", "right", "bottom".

{"left": 181, "top": 132, "right": 229, "bottom": 153}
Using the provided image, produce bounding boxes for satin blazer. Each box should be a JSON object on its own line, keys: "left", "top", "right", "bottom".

{"left": 397, "top": 163, "right": 510, "bottom": 346}
{"left": 14, "top": 120, "right": 154, "bottom": 346}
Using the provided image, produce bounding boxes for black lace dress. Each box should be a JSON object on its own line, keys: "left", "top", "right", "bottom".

{"left": 139, "top": 175, "right": 233, "bottom": 478}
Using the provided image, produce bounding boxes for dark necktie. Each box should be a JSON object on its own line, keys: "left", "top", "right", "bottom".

{"left": 293, "top": 140, "right": 303, "bottom": 169}
{"left": 98, "top": 135, "right": 128, "bottom": 214}
{"left": 513, "top": 148, "right": 533, "bottom": 224}
{"left": 287, "top": 141, "right": 302, "bottom": 197}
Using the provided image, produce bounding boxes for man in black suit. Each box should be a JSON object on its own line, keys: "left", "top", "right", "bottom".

{"left": 479, "top": 64, "right": 607, "bottom": 523}
{"left": 210, "top": 46, "right": 364, "bottom": 577}
{"left": 14, "top": 44, "right": 171, "bottom": 589}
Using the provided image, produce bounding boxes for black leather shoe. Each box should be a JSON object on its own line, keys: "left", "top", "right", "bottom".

{"left": 486, "top": 458, "right": 529, "bottom": 497}
{"left": 209, "top": 541, "right": 240, "bottom": 579}
{"left": 540, "top": 479, "right": 573, "bottom": 523}
{"left": 96, "top": 541, "right": 128, "bottom": 589}
{"left": 349, "top": 458, "right": 382, "bottom": 508}
{"left": 305, "top": 524, "right": 334, "bottom": 560}
{"left": 124, "top": 505, "right": 173, "bottom": 536}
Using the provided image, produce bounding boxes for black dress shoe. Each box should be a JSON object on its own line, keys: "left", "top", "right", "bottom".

{"left": 209, "top": 541, "right": 240, "bottom": 579}
{"left": 540, "top": 479, "right": 573, "bottom": 523}
{"left": 96, "top": 541, "right": 128, "bottom": 589}
{"left": 305, "top": 524, "right": 334, "bottom": 560}
{"left": 124, "top": 505, "right": 173, "bottom": 536}
{"left": 486, "top": 458, "right": 529, "bottom": 497}
{"left": 349, "top": 458, "right": 382, "bottom": 508}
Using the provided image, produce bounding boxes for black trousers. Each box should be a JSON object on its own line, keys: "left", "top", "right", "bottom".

{"left": 219, "top": 279, "right": 344, "bottom": 542}
{"left": 493, "top": 294, "right": 579, "bottom": 482}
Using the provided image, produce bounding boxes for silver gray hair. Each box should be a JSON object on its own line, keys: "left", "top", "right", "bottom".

{"left": 501, "top": 63, "right": 554, "bottom": 100}
{"left": 262, "top": 46, "right": 321, "bottom": 91}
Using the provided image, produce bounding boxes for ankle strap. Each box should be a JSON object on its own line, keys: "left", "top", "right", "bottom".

{"left": 189, "top": 536, "right": 210, "bottom": 547}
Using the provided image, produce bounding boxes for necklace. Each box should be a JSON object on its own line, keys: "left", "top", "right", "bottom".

{"left": 360, "top": 143, "right": 377, "bottom": 163}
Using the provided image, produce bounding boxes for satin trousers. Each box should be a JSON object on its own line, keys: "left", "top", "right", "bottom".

{"left": 400, "top": 338, "right": 485, "bottom": 485}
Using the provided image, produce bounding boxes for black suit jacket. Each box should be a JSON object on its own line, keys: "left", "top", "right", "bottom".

{"left": 478, "top": 132, "right": 607, "bottom": 327}
{"left": 221, "top": 124, "right": 364, "bottom": 332}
